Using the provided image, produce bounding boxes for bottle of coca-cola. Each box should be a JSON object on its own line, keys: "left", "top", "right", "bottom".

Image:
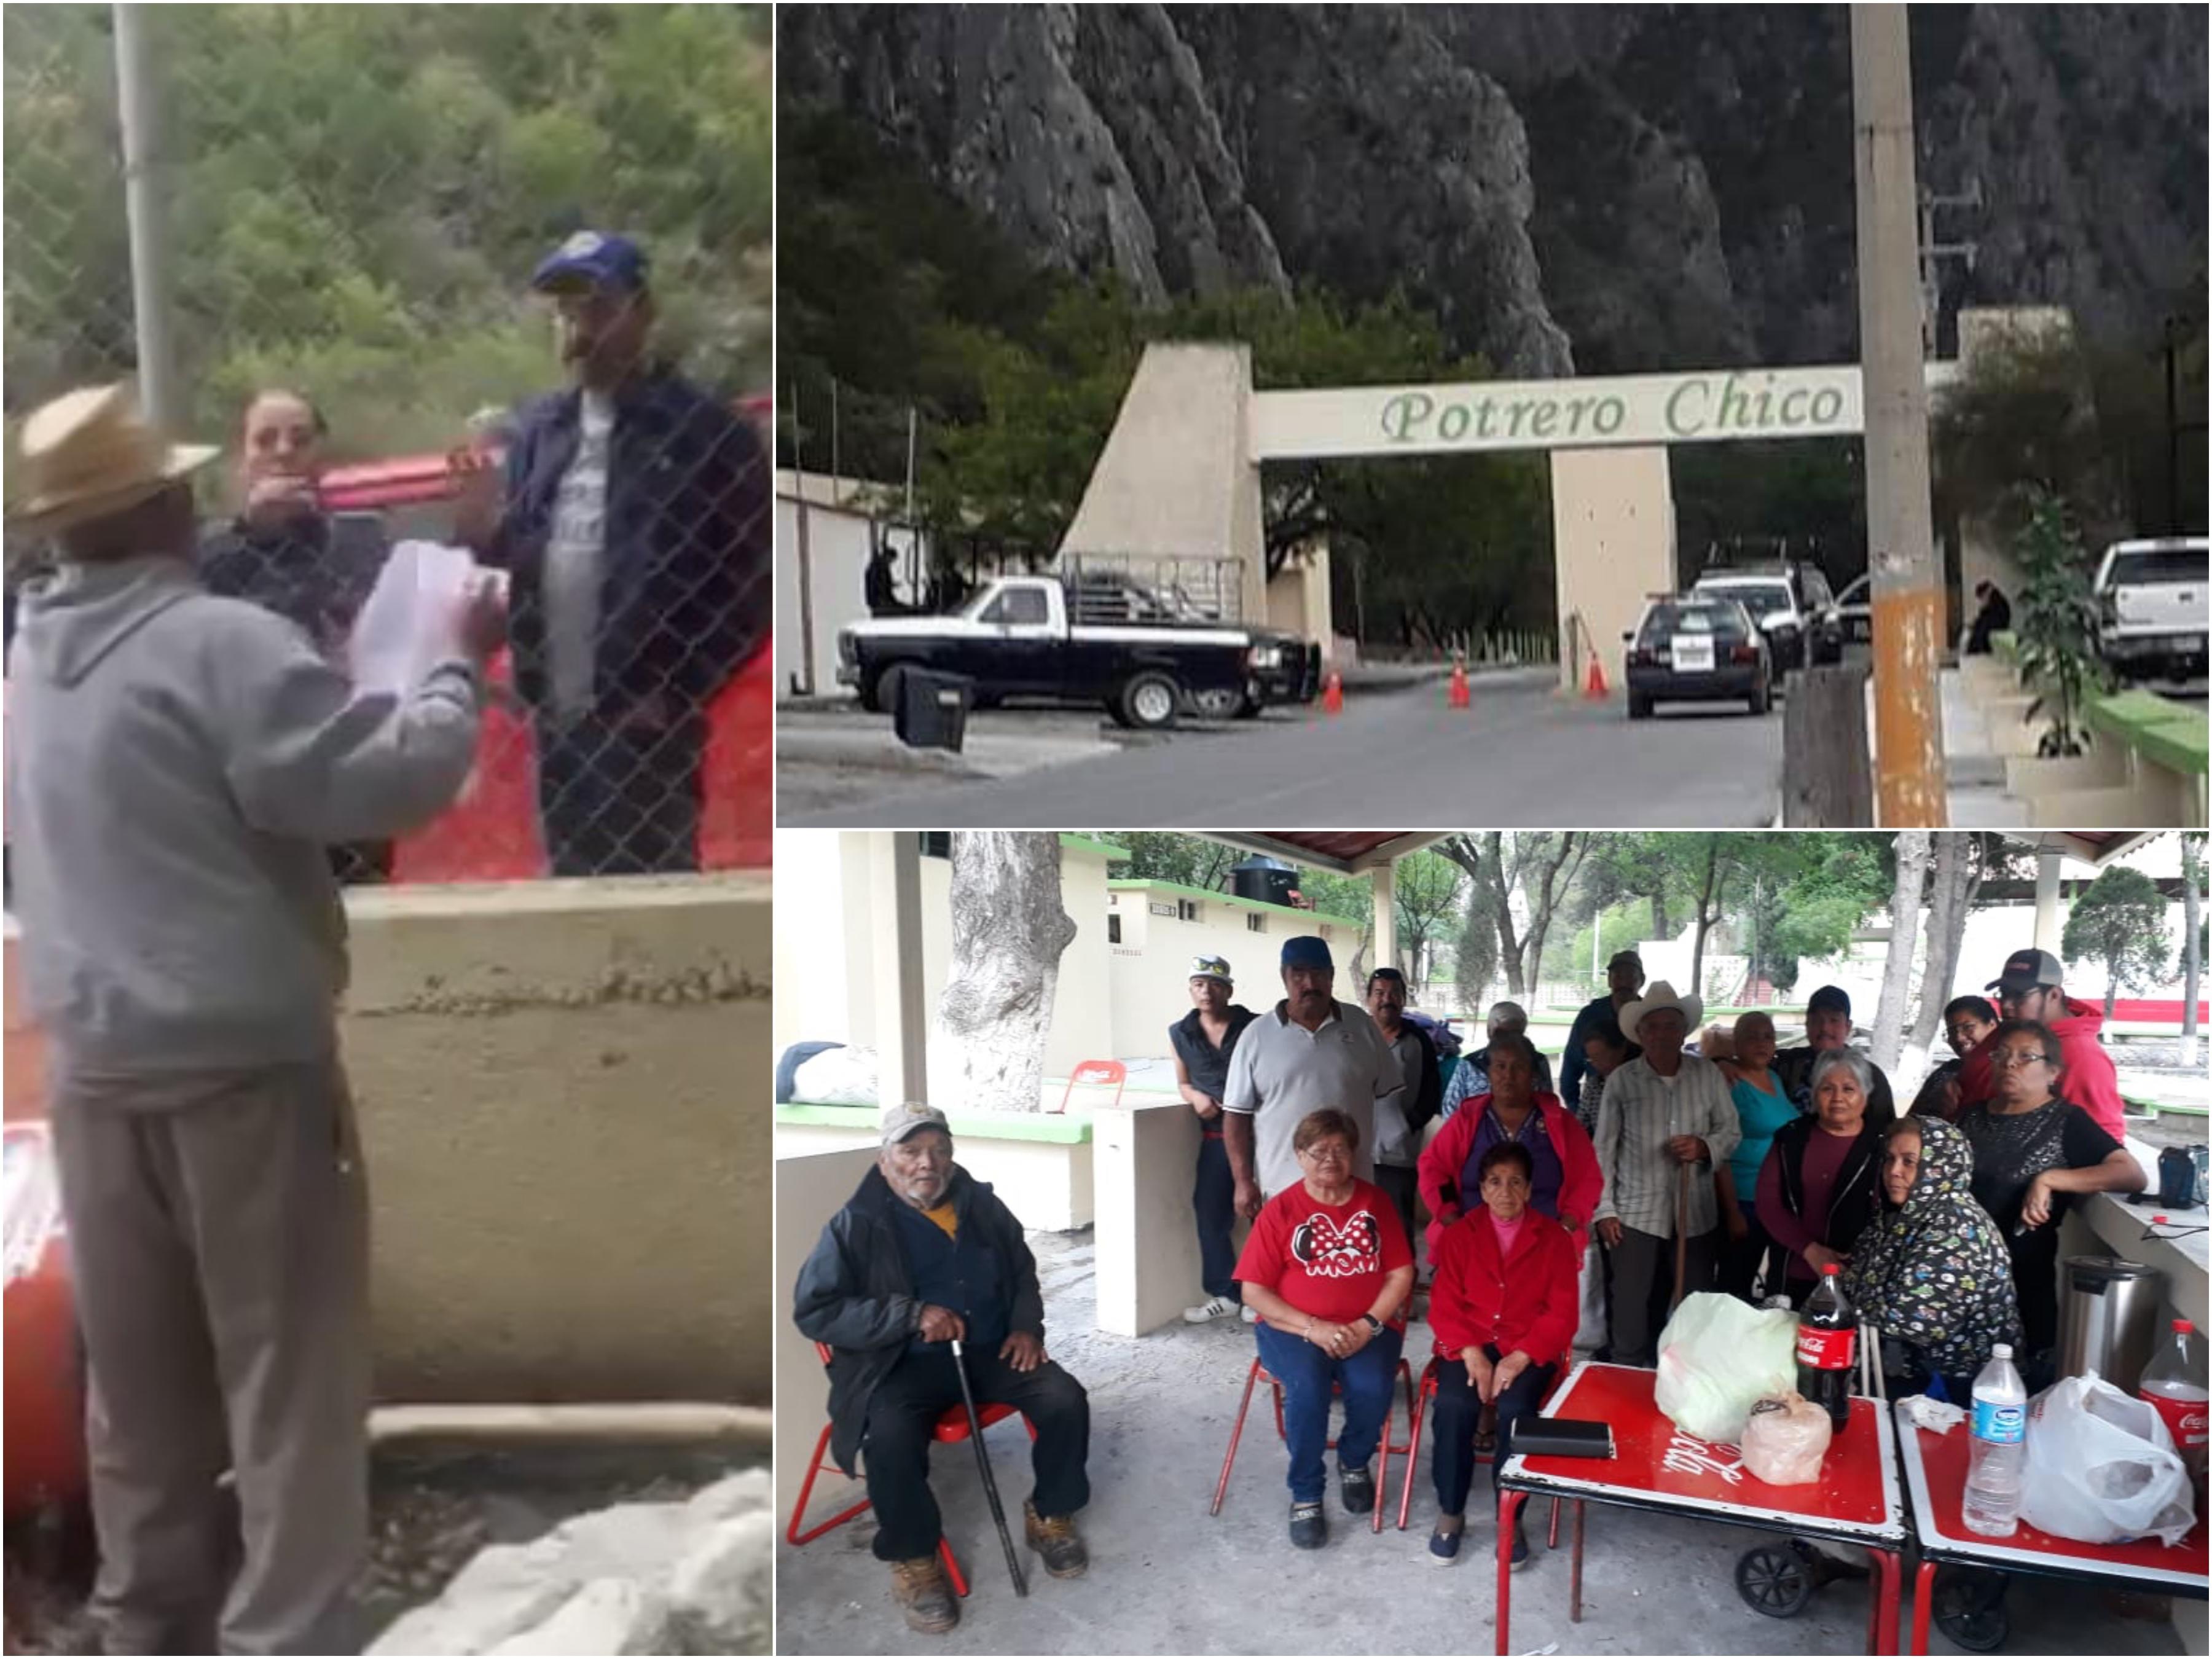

{"left": 1795, "top": 1263, "right": 1857, "bottom": 1430}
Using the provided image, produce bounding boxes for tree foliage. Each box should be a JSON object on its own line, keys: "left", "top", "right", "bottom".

{"left": 2062, "top": 865, "right": 2172, "bottom": 1019}
{"left": 4, "top": 5, "right": 772, "bottom": 459}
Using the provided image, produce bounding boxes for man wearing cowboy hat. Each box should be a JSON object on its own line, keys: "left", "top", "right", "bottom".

{"left": 457, "top": 229, "right": 771, "bottom": 877}
{"left": 1590, "top": 979, "right": 1741, "bottom": 1366}
{"left": 6, "top": 383, "right": 505, "bottom": 1654}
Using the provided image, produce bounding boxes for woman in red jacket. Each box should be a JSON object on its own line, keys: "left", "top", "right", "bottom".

{"left": 1418, "top": 1033, "right": 1602, "bottom": 1263}
{"left": 1423, "top": 1141, "right": 1580, "bottom": 1568}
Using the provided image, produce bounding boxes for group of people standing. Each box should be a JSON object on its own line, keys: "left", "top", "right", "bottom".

{"left": 1170, "top": 939, "right": 2148, "bottom": 1566}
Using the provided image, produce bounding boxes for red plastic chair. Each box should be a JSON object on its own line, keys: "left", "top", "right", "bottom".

{"left": 1396, "top": 1354, "right": 1579, "bottom": 1600}
{"left": 1053, "top": 1060, "right": 1126, "bottom": 1116}
{"left": 784, "top": 1343, "right": 1037, "bottom": 1597}
{"left": 1209, "top": 1352, "right": 1416, "bottom": 1533}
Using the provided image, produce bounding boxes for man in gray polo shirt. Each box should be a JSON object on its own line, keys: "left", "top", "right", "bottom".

{"left": 1222, "top": 936, "right": 1402, "bottom": 1217}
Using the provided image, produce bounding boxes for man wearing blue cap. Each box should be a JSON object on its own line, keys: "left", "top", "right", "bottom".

{"left": 464, "top": 230, "right": 771, "bottom": 875}
{"left": 1222, "top": 936, "right": 1403, "bottom": 1217}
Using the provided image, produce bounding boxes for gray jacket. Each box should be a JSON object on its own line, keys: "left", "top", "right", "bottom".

{"left": 7, "top": 555, "right": 481, "bottom": 1074}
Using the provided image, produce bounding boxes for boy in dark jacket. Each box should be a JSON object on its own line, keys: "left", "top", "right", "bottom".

{"left": 793, "top": 1102, "right": 1091, "bottom": 1635}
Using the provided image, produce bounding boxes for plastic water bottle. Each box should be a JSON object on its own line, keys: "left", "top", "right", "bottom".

{"left": 2139, "top": 1318, "right": 2208, "bottom": 1491}
{"left": 1963, "top": 1343, "right": 2027, "bottom": 1537}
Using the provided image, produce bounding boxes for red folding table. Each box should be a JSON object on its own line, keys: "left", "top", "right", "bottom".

{"left": 1892, "top": 1399, "right": 2210, "bottom": 1655}
{"left": 1494, "top": 1360, "right": 1910, "bottom": 1655}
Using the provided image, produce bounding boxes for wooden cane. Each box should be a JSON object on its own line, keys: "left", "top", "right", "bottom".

{"left": 1670, "top": 1159, "right": 1692, "bottom": 1311}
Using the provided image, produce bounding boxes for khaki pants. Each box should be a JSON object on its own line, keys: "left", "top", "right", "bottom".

{"left": 49, "top": 1056, "right": 370, "bottom": 1656}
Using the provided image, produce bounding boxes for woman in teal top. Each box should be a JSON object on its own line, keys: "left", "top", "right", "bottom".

{"left": 1715, "top": 1011, "right": 1795, "bottom": 1301}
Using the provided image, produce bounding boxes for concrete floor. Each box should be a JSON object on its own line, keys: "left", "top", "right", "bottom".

{"left": 776, "top": 1235, "right": 2192, "bottom": 1657}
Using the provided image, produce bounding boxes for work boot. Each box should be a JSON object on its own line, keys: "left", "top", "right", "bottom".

{"left": 1288, "top": 1499, "right": 1327, "bottom": 1550}
{"left": 889, "top": 1556, "right": 959, "bottom": 1634}
{"left": 1023, "top": 1500, "right": 1089, "bottom": 1578}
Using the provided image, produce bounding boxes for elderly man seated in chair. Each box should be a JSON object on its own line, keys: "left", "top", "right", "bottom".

{"left": 793, "top": 1102, "right": 1092, "bottom": 1636}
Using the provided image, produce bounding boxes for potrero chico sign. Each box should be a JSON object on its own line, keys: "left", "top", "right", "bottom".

{"left": 1247, "top": 365, "right": 1867, "bottom": 461}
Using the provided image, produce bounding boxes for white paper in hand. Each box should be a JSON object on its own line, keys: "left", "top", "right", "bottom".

{"left": 348, "top": 540, "right": 482, "bottom": 696}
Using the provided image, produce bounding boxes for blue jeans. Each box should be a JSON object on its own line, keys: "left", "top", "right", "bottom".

{"left": 1254, "top": 1319, "right": 1404, "bottom": 1504}
{"left": 1193, "top": 1133, "right": 1241, "bottom": 1301}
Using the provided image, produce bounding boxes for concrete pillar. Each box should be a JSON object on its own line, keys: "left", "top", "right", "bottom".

{"left": 774, "top": 1147, "right": 879, "bottom": 1520}
{"left": 1550, "top": 446, "right": 1674, "bottom": 696}
{"left": 1092, "top": 1097, "right": 1207, "bottom": 1338}
{"left": 1060, "top": 342, "right": 1268, "bottom": 626}
{"left": 871, "top": 833, "right": 928, "bottom": 1105}
{"left": 2033, "top": 850, "right": 2066, "bottom": 952}
{"left": 1371, "top": 863, "right": 1398, "bottom": 972}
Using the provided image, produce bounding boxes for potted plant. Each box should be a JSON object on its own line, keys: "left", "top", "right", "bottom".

{"left": 2007, "top": 486, "right": 2111, "bottom": 758}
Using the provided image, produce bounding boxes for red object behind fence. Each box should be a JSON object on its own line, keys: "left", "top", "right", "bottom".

{"left": 4, "top": 1123, "right": 85, "bottom": 1518}
{"left": 390, "top": 647, "right": 773, "bottom": 882}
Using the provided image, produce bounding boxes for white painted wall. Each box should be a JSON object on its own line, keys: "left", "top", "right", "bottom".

{"left": 772, "top": 834, "right": 1118, "bottom": 1085}
{"left": 1105, "top": 885, "right": 1370, "bottom": 1060}
{"left": 774, "top": 471, "right": 929, "bottom": 699}
{"left": 1092, "top": 1097, "right": 1215, "bottom": 1338}
{"left": 774, "top": 1145, "right": 879, "bottom": 1516}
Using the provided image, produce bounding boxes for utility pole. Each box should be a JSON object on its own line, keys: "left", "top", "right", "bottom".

{"left": 114, "top": 4, "right": 179, "bottom": 430}
{"left": 1852, "top": 4, "right": 1948, "bottom": 828}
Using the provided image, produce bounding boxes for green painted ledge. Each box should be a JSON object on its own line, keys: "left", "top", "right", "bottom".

{"left": 2087, "top": 691, "right": 2210, "bottom": 777}
{"left": 777, "top": 1102, "right": 1095, "bottom": 1143}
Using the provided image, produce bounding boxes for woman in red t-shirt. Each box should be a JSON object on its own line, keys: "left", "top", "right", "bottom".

{"left": 1424, "top": 1140, "right": 1580, "bottom": 1569}
{"left": 1234, "top": 1108, "right": 1414, "bottom": 1551}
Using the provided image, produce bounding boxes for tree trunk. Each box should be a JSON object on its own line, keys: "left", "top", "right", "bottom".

{"left": 1518, "top": 834, "right": 1588, "bottom": 1006}
{"left": 1689, "top": 837, "right": 1723, "bottom": 997}
{"left": 929, "top": 832, "right": 1080, "bottom": 1113}
{"left": 1873, "top": 831, "right": 1932, "bottom": 1071}
{"left": 2183, "top": 834, "right": 2203, "bottom": 1067}
{"left": 2104, "top": 978, "right": 2119, "bottom": 1021}
{"left": 1904, "top": 834, "right": 1975, "bottom": 1084}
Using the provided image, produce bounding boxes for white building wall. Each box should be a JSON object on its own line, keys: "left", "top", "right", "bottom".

{"left": 1105, "top": 885, "right": 1368, "bottom": 1061}
{"left": 774, "top": 471, "right": 926, "bottom": 699}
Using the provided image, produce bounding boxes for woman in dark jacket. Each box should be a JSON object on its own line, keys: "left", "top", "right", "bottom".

{"left": 1755, "top": 1048, "right": 1886, "bottom": 1304}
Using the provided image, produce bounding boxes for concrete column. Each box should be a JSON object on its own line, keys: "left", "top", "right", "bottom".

{"left": 1371, "top": 862, "right": 1398, "bottom": 972}
{"left": 2033, "top": 850, "right": 2065, "bottom": 952}
{"left": 774, "top": 1147, "right": 879, "bottom": 1518}
{"left": 1550, "top": 447, "right": 1674, "bottom": 696}
{"left": 871, "top": 833, "right": 928, "bottom": 1105}
{"left": 1092, "top": 1098, "right": 1206, "bottom": 1338}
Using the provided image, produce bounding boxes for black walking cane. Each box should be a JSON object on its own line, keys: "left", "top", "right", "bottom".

{"left": 949, "top": 1338, "right": 1029, "bottom": 1598}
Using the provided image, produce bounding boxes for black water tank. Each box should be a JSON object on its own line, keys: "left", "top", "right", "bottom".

{"left": 1230, "top": 855, "right": 1299, "bottom": 908}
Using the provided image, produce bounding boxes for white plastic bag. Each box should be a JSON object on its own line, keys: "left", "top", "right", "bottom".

{"left": 1654, "top": 1292, "right": 1798, "bottom": 1445}
{"left": 1741, "top": 1391, "right": 1833, "bottom": 1485}
{"left": 791, "top": 1045, "right": 880, "bottom": 1107}
{"left": 2020, "top": 1371, "right": 2196, "bottom": 1547}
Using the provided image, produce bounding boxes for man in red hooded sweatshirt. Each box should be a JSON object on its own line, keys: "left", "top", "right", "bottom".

{"left": 1982, "top": 948, "right": 2130, "bottom": 1142}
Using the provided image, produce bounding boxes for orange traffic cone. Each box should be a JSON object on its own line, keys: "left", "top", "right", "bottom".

{"left": 1323, "top": 672, "right": 1344, "bottom": 715}
{"left": 1583, "top": 656, "right": 1610, "bottom": 700}
{"left": 1448, "top": 661, "right": 1470, "bottom": 709}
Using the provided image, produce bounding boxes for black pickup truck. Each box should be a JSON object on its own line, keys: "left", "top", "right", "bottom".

{"left": 836, "top": 573, "right": 1320, "bottom": 729}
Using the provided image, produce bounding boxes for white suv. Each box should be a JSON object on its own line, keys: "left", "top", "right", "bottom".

{"left": 2093, "top": 537, "right": 2208, "bottom": 681}
{"left": 1690, "top": 569, "right": 1839, "bottom": 673}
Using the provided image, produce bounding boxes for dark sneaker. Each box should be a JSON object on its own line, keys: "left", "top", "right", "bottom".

{"left": 1289, "top": 1499, "right": 1327, "bottom": 1549}
{"left": 1510, "top": 1521, "right": 1531, "bottom": 1571}
{"left": 1428, "top": 1521, "right": 1464, "bottom": 1566}
{"left": 889, "top": 1556, "right": 959, "bottom": 1634}
{"left": 1022, "top": 1500, "right": 1089, "bottom": 1578}
{"left": 1339, "top": 1463, "right": 1376, "bottom": 1515}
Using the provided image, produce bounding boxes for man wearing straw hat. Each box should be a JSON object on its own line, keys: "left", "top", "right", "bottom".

{"left": 1590, "top": 979, "right": 1740, "bottom": 1367}
{"left": 6, "top": 383, "right": 505, "bottom": 1654}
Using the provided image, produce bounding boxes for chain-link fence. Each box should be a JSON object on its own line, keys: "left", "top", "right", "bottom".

{"left": 3, "top": 3, "right": 774, "bottom": 879}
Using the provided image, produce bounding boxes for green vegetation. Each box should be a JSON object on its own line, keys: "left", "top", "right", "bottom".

{"left": 2008, "top": 487, "right": 2112, "bottom": 758}
{"left": 2061, "top": 864, "right": 2171, "bottom": 1019}
{"left": 4, "top": 4, "right": 771, "bottom": 459}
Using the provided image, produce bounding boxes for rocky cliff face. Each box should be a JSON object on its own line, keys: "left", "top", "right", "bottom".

{"left": 780, "top": 4, "right": 2206, "bottom": 378}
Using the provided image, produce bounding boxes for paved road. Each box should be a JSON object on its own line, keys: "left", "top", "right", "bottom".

{"left": 781, "top": 673, "right": 1783, "bottom": 828}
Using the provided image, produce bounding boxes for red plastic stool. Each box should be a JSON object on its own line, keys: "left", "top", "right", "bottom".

{"left": 784, "top": 1343, "right": 1037, "bottom": 1596}
{"left": 1209, "top": 1352, "right": 1415, "bottom": 1533}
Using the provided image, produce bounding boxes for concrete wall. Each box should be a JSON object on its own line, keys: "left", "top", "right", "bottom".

{"left": 1061, "top": 342, "right": 1268, "bottom": 622}
{"left": 1550, "top": 445, "right": 1674, "bottom": 695}
{"left": 1105, "top": 888, "right": 1368, "bottom": 1059}
{"left": 342, "top": 876, "right": 772, "bottom": 1405}
{"left": 774, "top": 1145, "right": 880, "bottom": 1523}
{"left": 775, "top": 1118, "right": 1097, "bottom": 1233}
{"left": 1093, "top": 1098, "right": 1210, "bottom": 1338}
{"left": 773, "top": 834, "right": 1118, "bottom": 1090}
{"left": 1265, "top": 540, "right": 1334, "bottom": 649}
{"left": 775, "top": 472, "right": 922, "bottom": 700}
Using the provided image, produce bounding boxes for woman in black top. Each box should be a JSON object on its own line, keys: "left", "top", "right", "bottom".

{"left": 1955, "top": 1019, "right": 2143, "bottom": 1362}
